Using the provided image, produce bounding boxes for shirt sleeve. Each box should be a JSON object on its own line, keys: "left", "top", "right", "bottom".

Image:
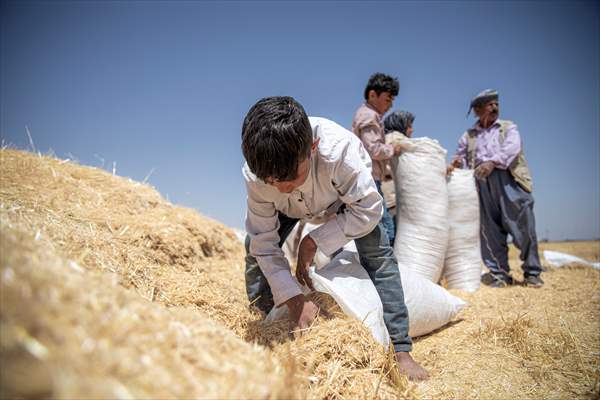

{"left": 490, "top": 122, "right": 522, "bottom": 169}
{"left": 454, "top": 132, "right": 468, "bottom": 169}
{"left": 244, "top": 179, "right": 302, "bottom": 307}
{"left": 308, "top": 147, "right": 383, "bottom": 256}
{"left": 360, "top": 125, "right": 395, "bottom": 161}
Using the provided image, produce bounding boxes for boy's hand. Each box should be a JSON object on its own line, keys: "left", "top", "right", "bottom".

{"left": 285, "top": 294, "right": 319, "bottom": 336}
{"left": 393, "top": 143, "right": 409, "bottom": 156}
{"left": 296, "top": 235, "right": 317, "bottom": 291}
{"left": 393, "top": 143, "right": 402, "bottom": 156}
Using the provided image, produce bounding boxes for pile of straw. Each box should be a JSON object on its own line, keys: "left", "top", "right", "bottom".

{"left": 1, "top": 148, "right": 599, "bottom": 399}
{"left": 1, "top": 225, "right": 297, "bottom": 398}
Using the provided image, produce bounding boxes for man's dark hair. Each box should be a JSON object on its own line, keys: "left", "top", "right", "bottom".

{"left": 363, "top": 73, "right": 399, "bottom": 100}
{"left": 242, "top": 96, "right": 313, "bottom": 182}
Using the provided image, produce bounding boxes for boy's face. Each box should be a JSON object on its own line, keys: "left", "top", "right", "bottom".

{"left": 368, "top": 90, "right": 394, "bottom": 115}
{"left": 265, "top": 139, "right": 319, "bottom": 193}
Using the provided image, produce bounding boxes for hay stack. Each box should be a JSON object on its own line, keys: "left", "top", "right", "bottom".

{"left": 0, "top": 225, "right": 298, "bottom": 398}
{"left": 0, "top": 149, "right": 250, "bottom": 334}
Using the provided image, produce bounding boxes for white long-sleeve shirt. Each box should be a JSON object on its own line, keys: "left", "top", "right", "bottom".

{"left": 243, "top": 117, "right": 384, "bottom": 307}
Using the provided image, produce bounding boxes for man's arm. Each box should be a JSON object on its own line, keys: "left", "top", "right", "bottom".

{"left": 490, "top": 122, "right": 522, "bottom": 169}
{"left": 451, "top": 132, "right": 468, "bottom": 168}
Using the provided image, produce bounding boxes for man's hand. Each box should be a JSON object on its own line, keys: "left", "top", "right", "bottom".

{"left": 285, "top": 294, "right": 319, "bottom": 336}
{"left": 474, "top": 161, "right": 495, "bottom": 179}
{"left": 451, "top": 156, "right": 464, "bottom": 168}
{"left": 446, "top": 164, "right": 455, "bottom": 176}
{"left": 296, "top": 234, "right": 317, "bottom": 291}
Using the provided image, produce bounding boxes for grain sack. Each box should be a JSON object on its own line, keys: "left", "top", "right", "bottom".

{"left": 267, "top": 250, "right": 467, "bottom": 342}
{"left": 282, "top": 222, "right": 358, "bottom": 269}
{"left": 387, "top": 133, "right": 449, "bottom": 282}
{"left": 442, "top": 168, "right": 482, "bottom": 291}
{"left": 282, "top": 222, "right": 331, "bottom": 268}
{"left": 316, "top": 251, "right": 466, "bottom": 339}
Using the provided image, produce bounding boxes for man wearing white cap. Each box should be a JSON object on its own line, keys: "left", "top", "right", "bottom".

{"left": 450, "top": 89, "right": 543, "bottom": 288}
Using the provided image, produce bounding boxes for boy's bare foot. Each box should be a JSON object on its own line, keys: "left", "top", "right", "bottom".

{"left": 395, "top": 352, "right": 429, "bottom": 381}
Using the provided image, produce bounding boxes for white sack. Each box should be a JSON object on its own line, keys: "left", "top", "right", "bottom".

{"left": 310, "top": 252, "right": 390, "bottom": 347}
{"left": 267, "top": 250, "right": 467, "bottom": 344}
{"left": 442, "top": 169, "right": 482, "bottom": 291}
{"left": 282, "top": 222, "right": 331, "bottom": 269}
{"left": 283, "top": 222, "right": 358, "bottom": 269}
{"left": 388, "top": 134, "right": 449, "bottom": 282}
{"left": 543, "top": 250, "right": 600, "bottom": 270}
{"left": 232, "top": 228, "right": 247, "bottom": 243}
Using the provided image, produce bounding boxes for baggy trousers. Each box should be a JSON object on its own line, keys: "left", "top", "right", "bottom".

{"left": 245, "top": 213, "right": 412, "bottom": 353}
{"left": 477, "top": 169, "right": 542, "bottom": 278}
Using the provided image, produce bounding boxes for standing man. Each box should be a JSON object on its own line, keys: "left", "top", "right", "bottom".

{"left": 352, "top": 73, "right": 403, "bottom": 246}
{"left": 242, "top": 96, "right": 428, "bottom": 380}
{"left": 450, "top": 89, "right": 543, "bottom": 288}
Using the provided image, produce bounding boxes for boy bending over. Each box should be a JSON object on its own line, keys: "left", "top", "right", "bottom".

{"left": 242, "top": 96, "right": 428, "bottom": 380}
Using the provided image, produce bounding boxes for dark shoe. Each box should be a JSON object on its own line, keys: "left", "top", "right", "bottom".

{"left": 481, "top": 272, "right": 513, "bottom": 288}
{"left": 524, "top": 275, "right": 544, "bottom": 288}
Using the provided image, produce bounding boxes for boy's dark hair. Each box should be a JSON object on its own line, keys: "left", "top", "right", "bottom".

{"left": 384, "top": 110, "right": 415, "bottom": 134}
{"left": 363, "top": 73, "right": 399, "bottom": 100}
{"left": 242, "top": 96, "right": 313, "bottom": 182}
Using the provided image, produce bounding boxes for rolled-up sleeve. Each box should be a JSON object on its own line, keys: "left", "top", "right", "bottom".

{"left": 491, "top": 122, "right": 521, "bottom": 169}
{"left": 244, "top": 180, "right": 302, "bottom": 307}
{"left": 308, "top": 150, "right": 383, "bottom": 256}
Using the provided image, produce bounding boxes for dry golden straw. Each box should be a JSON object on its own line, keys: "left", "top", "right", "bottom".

{"left": 1, "top": 148, "right": 599, "bottom": 399}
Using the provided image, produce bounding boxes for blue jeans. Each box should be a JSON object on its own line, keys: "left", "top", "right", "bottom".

{"left": 245, "top": 213, "right": 412, "bottom": 353}
{"left": 375, "top": 180, "right": 396, "bottom": 246}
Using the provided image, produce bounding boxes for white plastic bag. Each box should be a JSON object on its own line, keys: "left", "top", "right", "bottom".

{"left": 442, "top": 169, "right": 482, "bottom": 291}
{"left": 282, "top": 222, "right": 331, "bottom": 268}
{"left": 267, "top": 251, "right": 467, "bottom": 344}
{"left": 543, "top": 250, "right": 600, "bottom": 269}
{"left": 388, "top": 135, "right": 449, "bottom": 282}
{"left": 310, "top": 252, "right": 390, "bottom": 346}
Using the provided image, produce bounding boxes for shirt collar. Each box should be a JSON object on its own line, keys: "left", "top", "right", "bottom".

{"left": 294, "top": 148, "right": 318, "bottom": 194}
{"left": 473, "top": 118, "right": 500, "bottom": 131}
{"left": 365, "top": 102, "right": 383, "bottom": 119}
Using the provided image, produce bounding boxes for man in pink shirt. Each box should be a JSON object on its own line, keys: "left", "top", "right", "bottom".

{"left": 352, "top": 73, "right": 404, "bottom": 245}
{"left": 450, "top": 89, "right": 543, "bottom": 288}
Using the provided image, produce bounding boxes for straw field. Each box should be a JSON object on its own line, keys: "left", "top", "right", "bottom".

{"left": 1, "top": 148, "right": 598, "bottom": 399}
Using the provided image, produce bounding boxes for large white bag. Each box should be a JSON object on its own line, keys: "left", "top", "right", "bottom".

{"left": 543, "top": 250, "right": 600, "bottom": 269}
{"left": 442, "top": 169, "right": 482, "bottom": 291}
{"left": 388, "top": 134, "right": 449, "bottom": 282}
{"left": 282, "top": 222, "right": 331, "bottom": 268}
{"left": 267, "top": 251, "right": 467, "bottom": 345}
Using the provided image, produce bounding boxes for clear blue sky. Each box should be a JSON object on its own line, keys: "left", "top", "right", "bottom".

{"left": 1, "top": 1, "right": 598, "bottom": 241}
